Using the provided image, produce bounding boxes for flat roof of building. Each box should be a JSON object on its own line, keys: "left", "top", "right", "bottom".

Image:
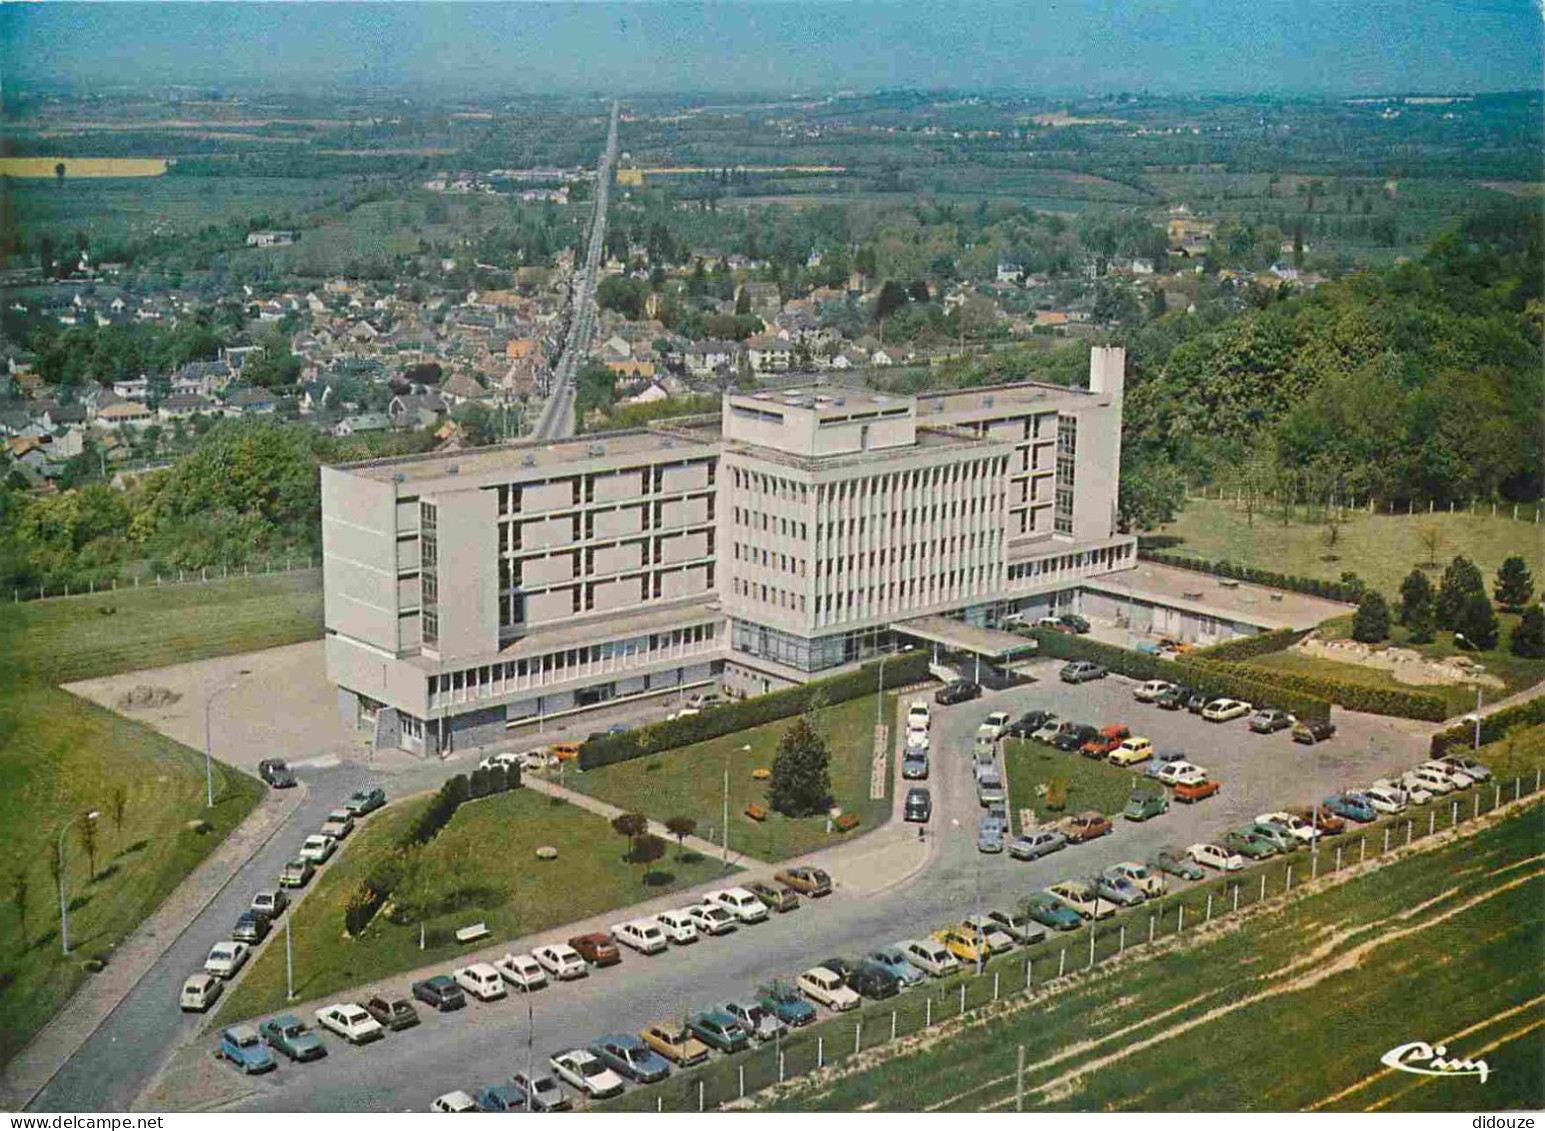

{"left": 734, "top": 388, "right": 913, "bottom": 418}
{"left": 1083, "top": 562, "right": 1353, "bottom": 630}
{"left": 892, "top": 615, "right": 1037, "bottom": 658}
{"left": 916, "top": 381, "right": 1100, "bottom": 417}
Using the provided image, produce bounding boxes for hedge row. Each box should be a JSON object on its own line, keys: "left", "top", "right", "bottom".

{"left": 1026, "top": 629, "right": 1332, "bottom": 723}
{"left": 1430, "top": 695, "right": 1545, "bottom": 757}
{"left": 1212, "top": 660, "right": 1449, "bottom": 722}
{"left": 1192, "top": 627, "right": 1311, "bottom": 663}
{"left": 1140, "top": 550, "right": 1365, "bottom": 603}
{"left": 577, "top": 650, "right": 931, "bottom": 771}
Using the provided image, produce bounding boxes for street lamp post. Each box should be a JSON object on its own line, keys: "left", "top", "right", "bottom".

{"left": 875, "top": 652, "right": 889, "bottom": 734}
{"left": 57, "top": 810, "right": 99, "bottom": 956}
{"left": 204, "top": 677, "right": 242, "bottom": 809}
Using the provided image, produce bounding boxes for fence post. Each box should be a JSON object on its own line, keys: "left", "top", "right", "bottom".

{"left": 993, "top": 970, "right": 1000, "bottom": 1001}
{"left": 855, "top": 1020, "right": 862, "bottom": 1055}
{"left": 779, "top": 1051, "right": 785, "bottom": 1082}
{"left": 1088, "top": 929, "right": 1096, "bottom": 968}
{"left": 1259, "top": 873, "right": 1266, "bottom": 901}
{"left": 1493, "top": 784, "right": 1501, "bottom": 811}
{"left": 1232, "top": 885, "right": 1239, "bottom": 913}
{"left": 658, "top": 1097, "right": 663, "bottom": 1113}
{"left": 1016, "top": 1045, "right": 1026, "bottom": 1112}
{"left": 739, "top": 1064, "right": 745, "bottom": 1099}
{"left": 891, "top": 1011, "right": 898, "bottom": 1041}
{"left": 1148, "top": 915, "right": 1156, "bottom": 944}
{"left": 1285, "top": 865, "right": 1293, "bottom": 893}
{"left": 1335, "top": 845, "right": 1343, "bottom": 872}
{"left": 926, "top": 997, "right": 932, "bottom": 1027}
{"left": 1384, "top": 826, "right": 1391, "bottom": 853}
{"left": 1473, "top": 792, "right": 1479, "bottom": 820}
{"left": 1058, "top": 949, "right": 1066, "bottom": 978}
{"left": 1359, "top": 837, "right": 1366, "bottom": 864}
{"left": 1536, "top": 767, "right": 1541, "bottom": 794}
{"left": 1025, "top": 958, "right": 1032, "bottom": 991}
{"left": 1205, "top": 892, "right": 1213, "bottom": 922}
{"left": 1311, "top": 851, "right": 1318, "bottom": 880}
{"left": 698, "top": 1080, "right": 704, "bottom": 1112}
{"left": 1429, "top": 810, "right": 1436, "bottom": 836}
{"left": 959, "top": 983, "right": 967, "bottom": 1013}
{"left": 1406, "top": 820, "right": 1413, "bottom": 845}
{"left": 1119, "top": 924, "right": 1126, "bottom": 954}
{"left": 1177, "top": 904, "right": 1185, "bottom": 932}
{"left": 817, "top": 1035, "right": 824, "bottom": 1069}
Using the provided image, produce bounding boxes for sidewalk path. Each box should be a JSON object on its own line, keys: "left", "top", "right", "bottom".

{"left": 0, "top": 784, "right": 306, "bottom": 1112}
{"left": 1454, "top": 680, "right": 1545, "bottom": 724}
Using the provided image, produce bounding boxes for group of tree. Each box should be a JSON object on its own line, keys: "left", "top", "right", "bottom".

{"left": 1360, "top": 554, "right": 1541, "bottom": 658}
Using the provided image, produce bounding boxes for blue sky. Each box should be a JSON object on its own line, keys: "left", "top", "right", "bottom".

{"left": 3, "top": 1, "right": 1540, "bottom": 97}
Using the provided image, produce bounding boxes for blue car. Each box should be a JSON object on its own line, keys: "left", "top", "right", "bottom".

{"left": 758, "top": 981, "right": 817, "bottom": 1028}
{"left": 591, "top": 1034, "right": 671, "bottom": 1083}
{"left": 218, "top": 1025, "right": 276, "bottom": 1074}
{"left": 865, "top": 946, "right": 927, "bottom": 988}
{"left": 474, "top": 1083, "right": 527, "bottom": 1112}
{"left": 1323, "top": 793, "right": 1376, "bottom": 823}
{"left": 1145, "top": 751, "right": 1189, "bottom": 780}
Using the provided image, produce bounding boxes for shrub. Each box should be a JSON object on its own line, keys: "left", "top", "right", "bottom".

{"left": 1214, "top": 661, "right": 1447, "bottom": 721}
{"left": 1399, "top": 568, "right": 1434, "bottom": 625}
{"left": 1511, "top": 605, "right": 1545, "bottom": 659}
{"left": 1494, "top": 556, "right": 1535, "bottom": 611}
{"left": 1431, "top": 695, "right": 1545, "bottom": 757}
{"left": 1192, "top": 628, "right": 1308, "bottom": 662}
{"left": 1455, "top": 592, "right": 1500, "bottom": 652}
{"left": 1351, "top": 592, "right": 1392, "bottom": 643}
{"left": 1435, "top": 555, "right": 1486, "bottom": 630}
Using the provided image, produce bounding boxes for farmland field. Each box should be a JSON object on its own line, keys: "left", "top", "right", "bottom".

{"left": 0, "top": 157, "right": 167, "bottom": 178}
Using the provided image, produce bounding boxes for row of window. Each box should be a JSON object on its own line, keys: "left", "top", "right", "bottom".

{"left": 729, "top": 619, "right": 899, "bottom": 673}
{"left": 497, "top": 532, "right": 716, "bottom": 592}
{"left": 732, "top": 508, "right": 809, "bottom": 539}
{"left": 498, "top": 564, "right": 718, "bottom": 626}
{"left": 500, "top": 497, "right": 715, "bottom": 552}
{"left": 732, "top": 578, "right": 807, "bottom": 613}
{"left": 817, "top": 492, "right": 999, "bottom": 541}
{"left": 1005, "top": 543, "right": 1132, "bottom": 583}
{"left": 1055, "top": 415, "right": 1078, "bottom": 536}
{"left": 420, "top": 503, "right": 440, "bottom": 646}
{"left": 815, "top": 567, "right": 996, "bottom": 618}
{"left": 732, "top": 466, "right": 808, "bottom": 503}
{"left": 733, "top": 543, "right": 806, "bottom": 576}
{"left": 493, "top": 461, "right": 717, "bottom": 516}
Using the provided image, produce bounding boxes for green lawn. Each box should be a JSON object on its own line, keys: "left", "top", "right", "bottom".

{"left": 1003, "top": 739, "right": 1142, "bottom": 835}
{"left": 220, "top": 787, "right": 731, "bottom": 1021}
{"left": 563, "top": 693, "right": 896, "bottom": 863}
{"left": 1155, "top": 498, "right": 1541, "bottom": 596}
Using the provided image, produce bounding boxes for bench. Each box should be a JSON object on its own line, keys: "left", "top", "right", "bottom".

{"left": 455, "top": 922, "right": 490, "bottom": 944}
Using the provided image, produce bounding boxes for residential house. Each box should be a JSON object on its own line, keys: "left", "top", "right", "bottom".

{"left": 747, "top": 334, "right": 794, "bottom": 372}
{"left": 683, "top": 340, "right": 739, "bottom": 378}
{"left": 96, "top": 400, "right": 156, "bottom": 430}
{"left": 223, "top": 388, "right": 278, "bottom": 416}
{"left": 41, "top": 403, "right": 87, "bottom": 430}
{"left": 299, "top": 381, "right": 337, "bottom": 415}
{"left": 246, "top": 230, "right": 298, "bottom": 248}
{"left": 439, "top": 371, "right": 487, "bottom": 405}
{"left": 158, "top": 393, "right": 213, "bottom": 421}
{"left": 112, "top": 375, "right": 150, "bottom": 401}
{"left": 388, "top": 393, "right": 447, "bottom": 429}
{"left": 333, "top": 412, "right": 391, "bottom": 437}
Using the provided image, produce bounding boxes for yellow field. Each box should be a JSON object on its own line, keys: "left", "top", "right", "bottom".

{"left": 0, "top": 157, "right": 167, "bottom": 178}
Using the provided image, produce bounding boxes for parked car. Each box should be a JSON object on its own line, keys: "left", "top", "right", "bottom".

{"left": 1133, "top": 680, "right": 1175, "bottom": 703}
{"left": 1145, "top": 750, "right": 1189, "bottom": 779}
{"left": 687, "top": 1011, "right": 751, "bottom": 1052}
{"left": 279, "top": 858, "right": 315, "bottom": 889}
{"left": 1153, "top": 849, "right": 1205, "bottom": 881}
{"left": 1174, "top": 778, "right": 1222, "bottom": 803}
{"left": 1103, "top": 861, "right": 1167, "bottom": 898}
{"left": 1438, "top": 755, "right": 1492, "bottom": 783}
{"left": 472, "top": 1084, "right": 527, "bottom": 1113}
{"left": 1059, "top": 613, "right": 1092, "bottom": 634}
{"left": 218, "top": 1025, "right": 276, "bottom": 1074}
{"left": 1008, "top": 829, "right": 1067, "bottom": 861}
{"left": 980, "top": 710, "right": 1013, "bottom": 741}
{"left": 549, "top": 1048, "right": 626, "bottom": 1099}
{"left": 314, "top": 1003, "right": 384, "bottom": 1045}
{"left": 931, "top": 927, "right": 990, "bottom": 965}
{"left": 1059, "top": 661, "right": 1107, "bottom": 684}
{"left": 1187, "top": 843, "right": 1244, "bottom": 872}
{"left": 412, "top": 975, "right": 466, "bottom": 1012}
{"left": 1249, "top": 708, "right": 1296, "bottom": 734}
{"left": 1420, "top": 760, "right": 1476, "bottom": 789}
{"left": 898, "top": 937, "right": 961, "bottom": 976}
{"left": 533, "top": 943, "right": 589, "bottom": 979}
{"left": 1093, "top": 872, "right": 1148, "bottom": 907}
{"left": 758, "top": 980, "right": 818, "bottom": 1027}
{"left": 180, "top": 972, "right": 222, "bottom": 1012}
{"left": 1255, "top": 811, "right": 1320, "bottom": 845}
{"left": 592, "top": 1034, "right": 671, "bottom": 1083}
{"left": 430, "top": 1091, "right": 479, "bottom": 1113}
{"left": 1287, "top": 806, "right": 1346, "bottom": 836}
{"left": 1201, "top": 698, "right": 1253, "bottom": 722}
{"left": 961, "top": 914, "right": 1016, "bottom": 954}
{"left": 510, "top": 1070, "right": 570, "bottom": 1113}
{"left": 364, "top": 995, "right": 420, "bottom": 1031}
{"left": 1124, "top": 791, "right": 1170, "bottom": 822}
{"left": 1381, "top": 776, "right": 1432, "bottom": 806}
{"left": 656, "top": 909, "right": 702, "bottom": 943}
{"left": 298, "top": 834, "right": 336, "bottom": 864}
{"left": 976, "top": 769, "right": 1006, "bottom": 808}
{"left": 935, "top": 680, "right": 982, "bottom": 705}
{"left": 232, "top": 910, "right": 270, "bottom": 944}
{"left": 705, "top": 887, "right": 770, "bottom": 924}
{"left": 1221, "top": 830, "right": 1278, "bottom": 860}
{"left": 1080, "top": 724, "right": 1130, "bottom": 758}
{"left": 342, "top": 787, "right": 386, "bottom": 816}
{"left": 775, "top": 866, "right": 832, "bottom": 897}
{"left": 818, "top": 956, "right": 856, "bottom": 983}
{"left": 1031, "top": 715, "right": 1065, "bottom": 743}
{"left": 1362, "top": 785, "right": 1409, "bottom": 814}
{"left": 1109, "top": 736, "right": 1154, "bottom": 767}
{"left": 454, "top": 962, "right": 507, "bottom": 1001}
{"left": 320, "top": 809, "right": 355, "bottom": 841}
{"left": 613, "top": 918, "right": 670, "bottom": 954}
{"left": 260, "top": 1014, "right": 326, "bottom": 1062}
{"left": 1056, "top": 810, "right": 1112, "bottom": 843}
{"left": 977, "top": 817, "right": 1006, "bottom": 853}
{"left": 640, "top": 1023, "right": 710, "bottom": 1065}
{"left": 204, "top": 941, "right": 250, "bottom": 979}
{"left": 1292, "top": 719, "right": 1338, "bottom": 744}
{"left": 846, "top": 962, "right": 903, "bottom": 1000}
{"left": 1045, "top": 881, "right": 1115, "bottom": 920}
{"left": 1404, "top": 766, "right": 1458, "bottom": 796}
{"left": 907, "top": 699, "right": 931, "bottom": 732}
{"left": 1038, "top": 616, "right": 1076, "bottom": 633}
{"left": 1155, "top": 760, "right": 1207, "bottom": 787}
{"left": 901, "top": 748, "right": 930, "bottom": 780}
{"left": 1007, "top": 709, "right": 1056, "bottom": 739}
{"left": 493, "top": 952, "right": 548, "bottom": 991}
{"left": 1051, "top": 722, "right": 1100, "bottom": 752}
{"left": 686, "top": 903, "right": 738, "bottom": 936}
{"left": 569, "top": 932, "right": 623, "bottom": 966}
{"left": 904, "top": 787, "right": 933, "bottom": 823}
{"left": 1323, "top": 793, "right": 1377, "bottom": 823}
{"left": 1155, "top": 685, "right": 1193, "bottom": 711}
{"left": 258, "top": 759, "right": 296, "bottom": 788}
{"left": 1244, "top": 822, "right": 1300, "bottom": 854}
{"left": 718, "top": 999, "right": 787, "bottom": 1042}
{"left": 866, "top": 946, "right": 928, "bottom": 987}
{"left": 985, "top": 908, "right": 1047, "bottom": 946}
{"left": 1020, "top": 893, "right": 1084, "bottom": 931}
{"left": 251, "top": 889, "right": 288, "bottom": 919}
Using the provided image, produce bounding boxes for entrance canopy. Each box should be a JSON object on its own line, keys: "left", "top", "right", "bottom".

{"left": 891, "top": 615, "right": 1036, "bottom": 660}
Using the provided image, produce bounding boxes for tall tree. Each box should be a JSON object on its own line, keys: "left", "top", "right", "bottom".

{"left": 1494, "top": 556, "right": 1535, "bottom": 610}
{"left": 110, "top": 785, "right": 127, "bottom": 846}
{"left": 631, "top": 833, "right": 665, "bottom": 886}
{"left": 78, "top": 814, "right": 98, "bottom": 882}
{"left": 1351, "top": 591, "right": 1392, "bottom": 643}
{"left": 768, "top": 713, "right": 831, "bottom": 818}
{"left": 663, "top": 815, "right": 697, "bottom": 859}
{"left": 1398, "top": 568, "right": 1434, "bottom": 625}
{"left": 54, "top": 162, "right": 66, "bottom": 187}
{"left": 1435, "top": 556, "right": 1486, "bottom": 630}
{"left": 610, "top": 811, "right": 648, "bottom": 862}
{"left": 1510, "top": 605, "right": 1545, "bottom": 659}
{"left": 1454, "top": 592, "right": 1500, "bottom": 651}
{"left": 875, "top": 280, "right": 909, "bottom": 322}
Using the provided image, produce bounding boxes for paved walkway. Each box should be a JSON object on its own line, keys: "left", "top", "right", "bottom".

{"left": 1454, "top": 679, "right": 1545, "bottom": 724}
{"left": 0, "top": 784, "right": 307, "bottom": 1112}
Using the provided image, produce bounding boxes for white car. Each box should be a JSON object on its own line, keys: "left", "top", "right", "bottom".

{"left": 1155, "top": 760, "right": 1208, "bottom": 787}
{"left": 1361, "top": 785, "right": 1408, "bottom": 814}
{"left": 686, "top": 903, "right": 738, "bottom": 936}
{"left": 1030, "top": 716, "right": 1062, "bottom": 742}
{"left": 315, "top": 1002, "right": 384, "bottom": 1044}
{"left": 180, "top": 972, "right": 223, "bottom": 1012}
{"left": 431, "top": 1091, "right": 479, "bottom": 1113}
{"left": 1256, "top": 811, "right": 1320, "bottom": 845}
{"left": 1188, "top": 843, "right": 1245, "bottom": 872}
{"left": 899, "top": 937, "right": 960, "bottom": 977}
{"left": 298, "top": 834, "right": 336, "bottom": 864}
{"left": 550, "top": 1049, "right": 625, "bottom": 1099}
{"left": 1379, "top": 776, "right": 1433, "bottom": 805}
{"left": 906, "top": 700, "right": 931, "bottom": 732}
{"left": 320, "top": 809, "right": 355, "bottom": 841}
{"left": 1105, "top": 861, "right": 1168, "bottom": 898}
{"left": 1421, "top": 760, "right": 1475, "bottom": 789}
{"left": 493, "top": 952, "right": 548, "bottom": 991}
{"left": 704, "top": 887, "right": 769, "bottom": 924}
{"left": 533, "top": 943, "right": 588, "bottom": 980}
{"left": 1045, "top": 881, "right": 1116, "bottom": 920}
{"left": 981, "top": 710, "right": 1012, "bottom": 741}
{"left": 656, "top": 909, "right": 700, "bottom": 944}
{"left": 1201, "top": 699, "right": 1253, "bottom": 722}
{"left": 1405, "top": 766, "right": 1457, "bottom": 796}
{"left": 797, "top": 966, "right": 861, "bottom": 1011}
{"left": 904, "top": 729, "right": 930, "bottom": 753}
{"left": 1438, "top": 755, "right": 1492, "bottom": 783}
{"left": 204, "top": 941, "right": 250, "bottom": 979}
{"left": 612, "top": 918, "right": 669, "bottom": 955}
{"left": 477, "top": 751, "right": 522, "bottom": 772}
{"left": 1133, "top": 679, "right": 1175, "bottom": 703}
{"left": 961, "top": 914, "right": 1015, "bottom": 954}
{"left": 454, "top": 962, "right": 507, "bottom": 1001}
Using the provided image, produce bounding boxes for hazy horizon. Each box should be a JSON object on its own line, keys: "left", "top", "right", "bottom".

{"left": 3, "top": 0, "right": 1541, "bottom": 101}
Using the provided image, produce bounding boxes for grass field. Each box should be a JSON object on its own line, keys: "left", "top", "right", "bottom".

{"left": 561, "top": 693, "right": 896, "bottom": 863}
{"left": 1155, "top": 499, "right": 1541, "bottom": 596}
{"left": 220, "top": 787, "right": 731, "bottom": 1022}
{"left": 0, "top": 574, "right": 324, "bottom": 1066}
{"left": 1004, "top": 739, "right": 1140, "bottom": 834}
{"left": 0, "top": 158, "right": 168, "bottom": 178}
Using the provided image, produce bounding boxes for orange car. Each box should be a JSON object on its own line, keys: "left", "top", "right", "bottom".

{"left": 1057, "top": 810, "right": 1113, "bottom": 843}
{"left": 1080, "top": 724, "right": 1130, "bottom": 759}
{"left": 550, "top": 742, "right": 581, "bottom": 762}
{"left": 1174, "top": 778, "right": 1222, "bottom": 804}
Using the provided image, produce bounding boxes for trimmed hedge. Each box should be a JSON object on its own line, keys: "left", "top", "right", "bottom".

{"left": 1214, "top": 661, "right": 1448, "bottom": 722}
{"left": 577, "top": 650, "right": 931, "bottom": 771}
{"left": 1192, "top": 628, "right": 1311, "bottom": 662}
{"left": 1140, "top": 549, "right": 1365, "bottom": 603}
{"left": 1431, "top": 695, "right": 1545, "bottom": 757}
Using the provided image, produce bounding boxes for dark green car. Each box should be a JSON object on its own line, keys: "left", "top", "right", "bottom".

{"left": 259, "top": 1014, "right": 327, "bottom": 1062}
{"left": 1021, "top": 893, "right": 1082, "bottom": 932}
{"left": 1123, "top": 792, "right": 1169, "bottom": 822}
{"left": 1221, "top": 830, "right": 1277, "bottom": 860}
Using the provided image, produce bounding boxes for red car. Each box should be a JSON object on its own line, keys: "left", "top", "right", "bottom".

{"left": 1057, "top": 810, "right": 1113, "bottom": 843}
{"left": 568, "top": 933, "right": 622, "bottom": 967}
{"left": 1080, "top": 724, "right": 1130, "bottom": 759}
{"left": 1174, "top": 778, "right": 1221, "bottom": 804}
{"left": 1288, "top": 805, "right": 1345, "bottom": 835}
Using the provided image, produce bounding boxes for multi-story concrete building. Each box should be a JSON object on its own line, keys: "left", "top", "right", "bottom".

{"left": 322, "top": 347, "right": 1137, "bottom": 753}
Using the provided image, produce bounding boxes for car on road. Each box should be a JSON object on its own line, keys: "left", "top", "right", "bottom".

{"left": 758, "top": 981, "right": 818, "bottom": 1027}
{"left": 640, "top": 1023, "right": 710, "bottom": 1065}
{"left": 455, "top": 962, "right": 507, "bottom": 1001}
{"left": 1045, "top": 881, "right": 1115, "bottom": 920}
{"left": 1323, "top": 793, "right": 1377, "bottom": 823}
{"left": 1124, "top": 791, "right": 1170, "bottom": 822}
{"left": 961, "top": 914, "right": 1016, "bottom": 954}
{"left": 1438, "top": 755, "right": 1492, "bottom": 783}
{"left": 472, "top": 1084, "right": 527, "bottom": 1112}
{"left": 314, "top": 1003, "right": 384, "bottom": 1045}
{"left": 935, "top": 680, "right": 983, "bottom": 705}
{"left": 279, "top": 858, "right": 314, "bottom": 889}
{"left": 1249, "top": 708, "right": 1296, "bottom": 734}
{"left": 986, "top": 908, "right": 1047, "bottom": 946}
{"left": 1103, "top": 862, "right": 1167, "bottom": 899}
{"left": 977, "top": 817, "right": 1006, "bottom": 853}
{"left": 1221, "top": 830, "right": 1279, "bottom": 860}
{"left": 570, "top": 932, "right": 623, "bottom": 966}
{"left": 1019, "top": 893, "right": 1083, "bottom": 931}
{"left": 718, "top": 999, "right": 787, "bottom": 1042}
{"left": 1093, "top": 872, "right": 1148, "bottom": 907}
{"left": 251, "top": 889, "right": 288, "bottom": 920}
{"left": 1201, "top": 698, "right": 1253, "bottom": 722}
{"left": 686, "top": 903, "right": 739, "bottom": 936}
{"left": 1174, "top": 778, "right": 1222, "bottom": 803}
{"left": 493, "top": 952, "right": 548, "bottom": 991}
{"left": 592, "top": 1034, "right": 671, "bottom": 1083}
{"left": 1153, "top": 849, "right": 1206, "bottom": 881}
{"left": 687, "top": 1011, "right": 751, "bottom": 1052}
{"left": 1244, "top": 822, "right": 1300, "bottom": 854}
{"left": 533, "top": 943, "right": 589, "bottom": 979}
{"left": 510, "top": 1070, "right": 570, "bottom": 1113}
{"left": 218, "top": 1025, "right": 276, "bottom": 1074}
{"left": 1051, "top": 722, "right": 1100, "bottom": 752}
{"left": 258, "top": 759, "right": 296, "bottom": 789}
{"left": 1362, "top": 784, "right": 1409, "bottom": 814}
{"left": 866, "top": 946, "right": 928, "bottom": 987}
{"left": 1134, "top": 680, "right": 1176, "bottom": 703}
{"left": 180, "top": 973, "right": 222, "bottom": 1012}
{"left": 298, "top": 833, "right": 336, "bottom": 864}
{"left": 1292, "top": 719, "right": 1338, "bottom": 745}
{"left": 1288, "top": 806, "right": 1346, "bottom": 836}
{"left": 1008, "top": 709, "right": 1056, "bottom": 739}
{"left": 1008, "top": 829, "right": 1067, "bottom": 860}
{"left": 412, "top": 975, "right": 467, "bottom": 1011}
{"left": 1059, "top": 613, "right": 1092, "bottom": 634}
{"left": 932, "top": 927, "right": 990, "bottom": 965}
{"left": 901, "top": 748, "right": 929, "bottom": 780}
{"left": 904, "top": 787, "right": 933, "bottom": 823}
{"left": 1255, "top": 811, "right": 1320, "bottom": 845}
{"left": 342, "top": 787, "right": 386, "bottom": 816}
{"left": 1056, "top": 810, "right": 1112, "bottom": 843}
{"left": 364, "top": 996, "right": 420, "bottom": 1031}
{"left": 907, "top": 699, "right": 931, "bottom": 732}
{"left": 846, "top": 962, "right": 903, "bottom": 1000}
{"left": 775, "top": 866, "right": 832, "bottom": 897}
{"left": 260, "top": 1014, "right": 326, "bottom": 1062}
{"left": 613, "top": 918, "right": 670, "bottom": 954}
{"left": 1155, "top": 685, "right": 1193, "bottom": 711}
{"left": 550, "top": 1048, "right": 626, "bottom": 1099}
{"left": 1109, "top": 736, "right": 1154, "bottom": 767}
{"left": 655, "top": 909, "right": 701, "bottom": 943}
{"left": 319, "top": 809, "right": 355, "bottom": 841}
{"left": 1154, "top": 759, "right": 1207, "bottom": 787}
{"left": 204, "top": 941, "right": 250, "bottom": 979}
{"left": 430, "top": 1091, "right": 479, "bottom": 1113}
{"left": 1059, "top": 661, "right": 1107, "bottom": 684}
{"left": 1144, "top": 750, "right": 1189, "bottom": 779}
{"left": 1187, "top": 843, "right": 1244, "bottom": 872}
{"left": 1081, "top": 725, "right": 1130, "bottom": 758}
{"left": 898, "top": 937, "right": 961, "bottom": 976}
{"left": 232, "top": 910, "right": 270, "bottom": 944}
{"left": 705, "top": 887, "right": 771, "bottom": 924}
